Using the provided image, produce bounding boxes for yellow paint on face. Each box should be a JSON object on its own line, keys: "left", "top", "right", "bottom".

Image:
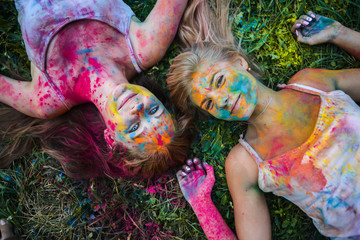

{"left": 106, "top": 84, "right": 175, "bottom": 153}
{"left": 191, "top": 61, "right": 258, "bottom": 121}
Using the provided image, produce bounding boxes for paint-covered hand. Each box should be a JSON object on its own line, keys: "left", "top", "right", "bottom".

{"left": 177, "top": 158, "right": 215, "bottom": 205}
{"left": 291, "top": 11, "right": 342, "bottom": 45}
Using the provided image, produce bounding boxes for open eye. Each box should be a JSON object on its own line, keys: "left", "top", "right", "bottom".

{"left": 205, "top": 99, "right": 214, "bottom": 110}
{"left": 215, "top": 75, "right": 225, "bottom": 88}
{"left": 128, "top": 122, "right": 140, "bottom": 133}
{"left": 149, "top": 105, "right": 159, "bottom": 115}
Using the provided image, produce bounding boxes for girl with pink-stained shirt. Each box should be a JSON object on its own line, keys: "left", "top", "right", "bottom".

{"left": 0, "top": 0, "right": 193, "bottom": 179}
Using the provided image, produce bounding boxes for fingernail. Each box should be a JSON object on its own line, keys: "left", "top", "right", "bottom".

{"left": 186, "top": 159, "right": 192, "bottom": 165}
{"left": 181, "top": 172, "right": 187, "bottom": 176}
{"left": 307, "top": 17, "right": 312, "bottom": 21}
{"left": 185, "top": 166, "right": 191, "bottom": 171}
{"left": 0, "top": 219, "right": 5, "bottom": 225}
{"left": 311, "top": 14, "right": 315, "bottom": 18}
{"left": 193, "top": 158, "right": 199, "bottom": 163}
{"left": 296, "top": 30, "right": 299, "bottom": 36}
{"left": 304, "top": 21, "right": 309, "bottom": 25}
{"left": 295, "top": 23, "right": 301, "bottom": 27}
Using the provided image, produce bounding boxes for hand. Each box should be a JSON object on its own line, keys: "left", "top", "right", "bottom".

{"left": 291, "top": 11, "right": 342, "bottom": 45}
{"left": 176, "top": 158, "right": 215, "bottom": 205}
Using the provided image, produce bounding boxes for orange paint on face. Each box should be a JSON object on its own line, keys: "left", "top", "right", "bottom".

{"left": 191, "top": 60, "right": 258, "bottom": 121}
{"left": 105, "top": 84, "right": 175, "bottom": 153}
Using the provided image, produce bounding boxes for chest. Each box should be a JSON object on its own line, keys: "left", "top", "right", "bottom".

{"left": 247, "top": 91, "right": 321, "bottom": 160}
{"left": 43, "top": 20, "right": 135, "bottom": 103}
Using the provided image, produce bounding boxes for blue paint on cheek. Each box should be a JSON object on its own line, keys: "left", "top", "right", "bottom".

{"left": 215, "top": 74, "right": 256, "bottom": 121}
{"left": 116, "top": 131, "right": 127, "bottom": 142}
{"left": 129, "top": 132, "right": 136, "bottom": 138}
{"left": 77, "top": 48, "right": 94, "bottom": 54}
{"left": 216, "top": 108, "right": 232, "bottom": 119}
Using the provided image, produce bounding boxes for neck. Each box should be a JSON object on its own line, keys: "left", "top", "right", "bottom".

{"left": 248, "top": 83, "right": 276, "bottom": 125}
{"left": 246, "top": 82, "right": 284, "bottom": 139}
{"left": 246, "top": 83, "right": 320, "bottom": 141}
{"left": 72, "top": 62, "right": 129, "bottom": 118}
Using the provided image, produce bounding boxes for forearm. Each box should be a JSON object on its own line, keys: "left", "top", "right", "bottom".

{"left": 331, "top": 25, "right": 360, "bottom": 60}
{"left": 131, "top": 0, "right": 188, "bottom": 68}
{"left": 191, "top": 197, "right": 238, "bottom": 240}
{"left": 334, "top": 69, "right": 360, "bottom": 102}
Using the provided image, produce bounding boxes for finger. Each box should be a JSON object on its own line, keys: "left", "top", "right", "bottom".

{"left": 291, "top": 20, "right": 303, "bottom": 33}
{"left": 202, "top": 162, "right": 214, "bottom": 178}
{"left": 176, "top": 169, "right": 187, "bottom": 180}
{"left": 301, "top": 15, "right": 313, "bottom": 23}
{"left": 193, "top": 158, "right": 204, "bottom": 171}
{"left": 186, "top": 159, "right": 195, "bottom": 171}
{"left": 307, "top": 11, "right": 316, "bottom": 19}
{"left": 183, "top": 164, "right": 192, "bottom": 173}
{"left": 297, "top": 30, "right": 309, "bottom": 44}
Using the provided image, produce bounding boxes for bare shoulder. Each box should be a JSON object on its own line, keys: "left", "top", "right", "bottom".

{"left": 288, "top": 68, "right": 337, "bottom": 92}
{"left": 225, "top": 144, "right": 258, "bottom": 187}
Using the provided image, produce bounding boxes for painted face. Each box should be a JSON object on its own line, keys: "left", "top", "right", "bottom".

{"left": 105, "top": 84, "right": 175, "bottom": 153}
{"left": 191, "top": 61, "right": 258, "bottom": 121}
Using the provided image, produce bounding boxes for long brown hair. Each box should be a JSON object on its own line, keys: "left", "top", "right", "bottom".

{"left": 167, "top": 0, "right": 263, "bottom": 119}
{"left": 0, "top": 75, "right": 193, "bottom": 179}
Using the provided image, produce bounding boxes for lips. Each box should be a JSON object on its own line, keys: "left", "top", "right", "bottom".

{"left": 118, "top": 93, "right": 137, "bottom": 110}
{"left": 230, "top": 93, "right": 241, "bottom": 114}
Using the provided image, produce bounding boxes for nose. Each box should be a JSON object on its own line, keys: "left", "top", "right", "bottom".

{"left": 218, "top": 95, "right": 230, "bottom": 109}
{"left": 130, "top": 103, "right": 144, "bottom": 114}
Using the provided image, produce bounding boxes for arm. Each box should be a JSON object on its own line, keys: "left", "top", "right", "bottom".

{"left": 177, "top": 158, "right": 237, "bottom": 240}
{"left": 226, "top": 145, "right": 271, "bottom": 240}
{"left": 0, "top": 63, "right": 67, "bottom": 118}
{"left": 291, "top": 11, "right": 360, "bottom": 60}
{"left": 288, "top": 68, "right": 360, "bottom": 102}
{"left": 129, "top": 0, "right": 188, "bottom": 69}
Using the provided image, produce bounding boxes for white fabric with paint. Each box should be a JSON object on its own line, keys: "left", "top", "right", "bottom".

{"left": 239, "top": 83, "right": 360, "bottom": 238}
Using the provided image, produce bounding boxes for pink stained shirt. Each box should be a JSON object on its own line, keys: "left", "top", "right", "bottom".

{"left": 15, "top": 0, "right": 142, "bottom": 109}
{"left": 239, "top": 83, "right": 360, "bottom": 238}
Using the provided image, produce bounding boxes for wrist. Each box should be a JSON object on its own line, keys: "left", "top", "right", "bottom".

{"left": 190, "top": 194, "right": 213, "bottom": 213}
{"left": 329, "top": 22, "right": 345, "bottom": 44}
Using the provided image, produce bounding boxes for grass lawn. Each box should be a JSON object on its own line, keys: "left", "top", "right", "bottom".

{"left": 1, "top": 0, "right": 359, "bottom": 239}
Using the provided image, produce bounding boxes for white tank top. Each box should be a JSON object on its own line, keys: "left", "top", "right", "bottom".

{"left": 239, "top": 84, "right": 360, "bottom": 238}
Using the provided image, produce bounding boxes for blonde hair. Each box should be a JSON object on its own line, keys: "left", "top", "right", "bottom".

{"left": 167, "top": 0, "right": 263, "bottom": 118}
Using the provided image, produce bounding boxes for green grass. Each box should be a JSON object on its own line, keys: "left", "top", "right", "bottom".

{"left": 1, "top": 0, "right": 360, "bottom": 239}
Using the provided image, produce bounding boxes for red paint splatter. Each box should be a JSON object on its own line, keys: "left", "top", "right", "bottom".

{"left": 88, "top": 57, "right": 102, "bottom": 70}
{"left": 107, "top": 120, "right": 116, "bottom": 131}
{"left": 156, "top": 134, "right": 164, "bottom": 146}
{"left": 62, "top": 42, "right": 79, "bottom": 63}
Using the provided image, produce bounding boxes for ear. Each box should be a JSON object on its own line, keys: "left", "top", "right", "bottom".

{"left": 104, "top": 128, "right": 115, "bottom": 148}
{"left": 232, "top": 55, "right": 249, "bottom": 71}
